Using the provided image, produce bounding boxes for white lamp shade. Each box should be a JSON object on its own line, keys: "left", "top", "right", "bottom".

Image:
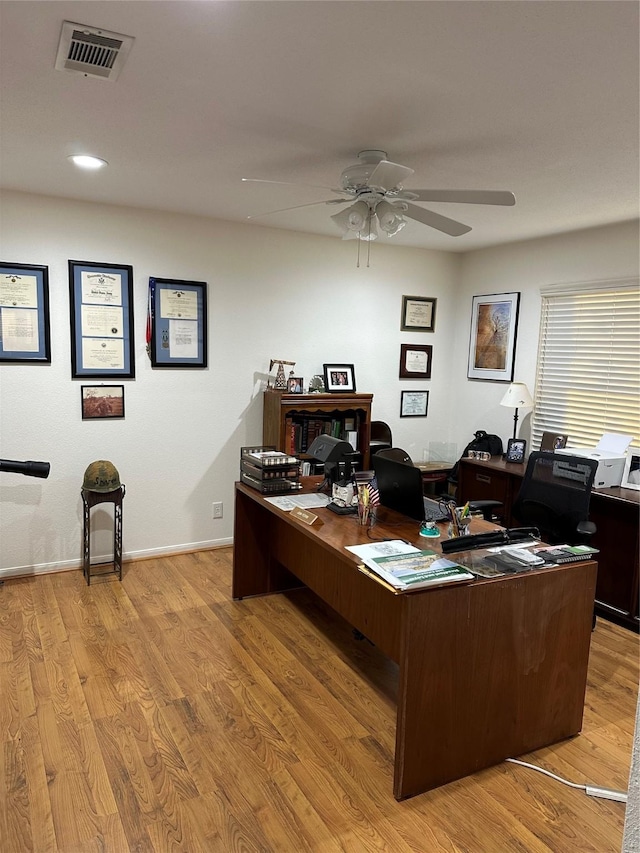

{"left": 500, "top": 382, "right": 534, "bottom": 409}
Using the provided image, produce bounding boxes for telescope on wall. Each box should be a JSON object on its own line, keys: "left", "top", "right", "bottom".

{"left": 0, "top": 459, "right": 50, "bottom": 479}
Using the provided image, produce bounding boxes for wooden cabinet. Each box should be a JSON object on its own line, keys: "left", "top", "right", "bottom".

{"left": 457, "top": 456, "right": 640, "bottom": 631}
{"left": 263, "top": 390, "right": 373, "bottom": 469}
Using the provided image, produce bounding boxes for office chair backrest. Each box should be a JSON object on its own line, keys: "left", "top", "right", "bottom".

{"left": 370, "top": 421, "right": 392, "bottom": 444}
{"left": 512, "top": 451, "right": 598, "bottom": 543}
{"left": 375, "top": 447, "right": 412, "bottom": 464}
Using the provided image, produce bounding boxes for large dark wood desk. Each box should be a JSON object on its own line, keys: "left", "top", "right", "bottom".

{"left": 457, "top": 456, "right": 640, "bottom": 630}
{"left": 233, "top": 479, "right": 597, "bottom": 800}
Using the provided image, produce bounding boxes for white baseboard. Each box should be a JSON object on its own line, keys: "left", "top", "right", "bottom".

{"left": 0, "top": 537, "right": 234, "bottom": 581}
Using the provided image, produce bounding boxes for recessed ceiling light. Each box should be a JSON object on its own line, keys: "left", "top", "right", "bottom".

{"left": 68, "top": 154, "right": 108, "bottom": 170}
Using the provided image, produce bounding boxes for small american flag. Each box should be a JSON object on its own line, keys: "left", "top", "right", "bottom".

{"left": 367, "top": 476, "right": 380, "bottom": 506}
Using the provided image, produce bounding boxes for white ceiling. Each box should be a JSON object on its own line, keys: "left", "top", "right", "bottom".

{"left": 1, "top": 1, "right": 638, "bottom": 252}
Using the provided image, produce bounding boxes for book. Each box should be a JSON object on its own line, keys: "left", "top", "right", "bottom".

{"left": 534, "top": 544, "right": 599, "bottom": 564}
{"left": 241, "top": 448, "right": 299, "bottom": 467}
{"left": 345, "top": 540, "right": 474, "bottom": 591}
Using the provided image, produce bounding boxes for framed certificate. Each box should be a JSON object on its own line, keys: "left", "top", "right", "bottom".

{"left": 399, "top": 343, "right": 432, "bottom": 379}
{"left": 69, "top": 260, "right": 135, "bottom": 378}
{"left": 401, "top": 295, "right": 436, "bottom": 332}
{"left": 400, "top": 390, "right": 429, "bottom": 417}
{"left": 148, "top": 278, "right": 207, "bottom": 368}
{"left": 0, "top": 262, "right": 51, "bottom": 363}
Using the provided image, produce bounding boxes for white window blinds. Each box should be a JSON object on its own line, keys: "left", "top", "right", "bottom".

{"left": 531, "top": 280, "right": 640, "bottom": 449}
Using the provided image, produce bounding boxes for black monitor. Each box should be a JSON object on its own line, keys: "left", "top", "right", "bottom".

{"left": 373, "top": 454, "right": 425, "bottom": 521}
{"left": 306, "top": 435, "right": 356, "bottom": 492}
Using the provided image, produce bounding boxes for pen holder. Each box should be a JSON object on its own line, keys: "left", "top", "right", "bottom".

{"left": 357, "top": 485, "right": 376, "bottom": 527}
{"left": 448, "top": 508, "right": 472, "bottom": 538}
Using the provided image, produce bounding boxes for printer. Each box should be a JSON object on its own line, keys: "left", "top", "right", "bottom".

{"left": 557, "top": 433, "right": 633, "bottom": 489}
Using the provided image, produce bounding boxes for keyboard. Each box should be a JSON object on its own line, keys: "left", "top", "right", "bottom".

{"left": 423, "top": 497, "right": 449, "bottom": 523}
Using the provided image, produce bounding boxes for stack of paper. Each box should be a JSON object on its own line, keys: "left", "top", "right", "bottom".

{"left": 345, "top": 540, "right": 474, "bottom": 591}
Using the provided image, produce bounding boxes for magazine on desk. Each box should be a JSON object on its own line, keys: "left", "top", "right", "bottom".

{"left": 345, "top": 540, "right": 474, "bottom": 591}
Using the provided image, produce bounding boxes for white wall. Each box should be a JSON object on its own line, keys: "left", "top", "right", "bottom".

{"left": 0, "top": 190, "right": 460, "bottom": 575}
{"left": 1, "top": 191, "right": 637, "bottom": 576}
{"left": 451, "top": 221, "right": 640, "bottom": 453}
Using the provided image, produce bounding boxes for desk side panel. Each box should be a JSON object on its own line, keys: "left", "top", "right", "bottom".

{"left": 393, "top": 562, "right": 597, "bottom": 799}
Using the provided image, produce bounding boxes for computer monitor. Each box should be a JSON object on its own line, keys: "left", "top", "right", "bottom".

{"left": 372, "top": 454, "right": 426, "bottom": 521}
{"left": 306, "top": 435, "right": 356, "bottom": 491}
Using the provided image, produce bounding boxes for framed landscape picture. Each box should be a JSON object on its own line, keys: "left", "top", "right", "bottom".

{"left": 81, "top": 385, "right": 125, "bottom": 419}
{"left": 467, "top": 292, "right": 520, "bottom": 381}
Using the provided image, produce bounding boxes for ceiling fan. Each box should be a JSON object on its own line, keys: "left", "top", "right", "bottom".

{"left": 242, "top": 149, "right": 515, "bottom": 241}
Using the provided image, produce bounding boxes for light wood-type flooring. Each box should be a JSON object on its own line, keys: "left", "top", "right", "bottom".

{"left": 1, "top": 548, "right": 637, "bottom": 852}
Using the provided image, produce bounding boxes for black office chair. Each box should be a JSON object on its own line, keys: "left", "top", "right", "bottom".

{"left": 471, "top": 451, "right": 599, "bottom": 544}
{"left": 375, "top": 447, "right": 412, "bottom": 464}
{"left": 369, "top": 421, "right": 393, "bottom": 456}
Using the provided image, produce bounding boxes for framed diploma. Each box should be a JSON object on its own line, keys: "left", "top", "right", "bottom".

{"left": 148, "top": 278, "right": 207, "bottom": 368}
{"left": 0, "top": 262, "right": 51, "bottom": 363}
{"left": 69, "top": 260, "right": 135, "bottom": 378}
{"left": 399, "top": 343, "right": 432, "bottom": 379}
{"left": 400, "top": 390, "right": 429, "bottom": 417}
{"left": 401, "top": 295, "right": 437, "bottom": 332}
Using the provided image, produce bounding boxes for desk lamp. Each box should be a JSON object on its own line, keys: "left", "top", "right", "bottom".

{"left": 500, "top": 382, "right": 534, "bottom": 440}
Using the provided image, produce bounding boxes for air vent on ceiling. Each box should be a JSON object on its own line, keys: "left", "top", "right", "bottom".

{"left": 55, "top": 21, "right": 134, "bottom": 81}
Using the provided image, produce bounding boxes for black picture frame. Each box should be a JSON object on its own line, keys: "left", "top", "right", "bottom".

{"left": 506, "top": 438, "right": 527, "bottom": 463}
{"left": 69, "top": 260, "right": 135, "bottom": 379}
{"left": 467, "top": 291, "right": 520, "bottom": 382}
{"left": 0, "top": 262, "right": 51, "bottom": 363}
{"left": 401, "top": 295, "right": 437, "bottom": 332}
{"left": 400, "top": 390, "right": 429, "bottom": 417}
{"left": 323, "top": 363, "right": 356, "bottom": 392}
{"left": 149, "top": 277, "right": 207, "bottom": 368}
{"left": 81, "top": 384, "right": 125, "bottom": 419}
{"left": 399, "top": 344, "right": 432, "bottom": 379}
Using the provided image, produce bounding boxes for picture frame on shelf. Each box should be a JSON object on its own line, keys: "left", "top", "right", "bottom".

{"left": 400, "top": 390, "right": 429, "bottom": 418}
{"left": 148, "top": 277, "right": 207, "bottom": 368}
{"left": 401, "top": 295, "right": 436, "bottom": 332}
{"left": 69, "top": 259, "right": 135, "bottom": 378}
{"left": 399, "top": 344, "right": 432, "bottom": 379}
{"left": 323, "top": 363, "right": 356, "bottom": 392}
{"left": 621, "top": 449, "right": 640, "bottom": 491}
{"left": 287, "top": 376, "right": 303, "bottom": 393}
{"left": 0, "top": 262, "right": 51, "bottom": 363}
{"left": 467, "top": 291, "right": 520, "bottom": 382}
{"left": 505, "top": 437, "right": 527, "bottom": 463}
{"left": 81, "top": 385, "right": 125, "bottom": 420}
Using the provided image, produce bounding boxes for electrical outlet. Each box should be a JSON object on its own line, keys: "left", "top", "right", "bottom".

{"left": 212, "top": 502, "right": 223, "bottom": 519}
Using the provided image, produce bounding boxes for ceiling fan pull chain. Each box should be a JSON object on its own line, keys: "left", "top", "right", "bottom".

{"left": 356, "top": 232, "right": 361, "bottom": 268}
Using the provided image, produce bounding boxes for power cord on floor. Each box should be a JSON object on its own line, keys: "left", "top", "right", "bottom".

{"left": 506, "top": 758, "right": 628, "bottom": 803}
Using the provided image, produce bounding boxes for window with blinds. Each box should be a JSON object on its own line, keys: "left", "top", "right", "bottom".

{"left": 531, "top": 279, "right": 640, "bottom": 450}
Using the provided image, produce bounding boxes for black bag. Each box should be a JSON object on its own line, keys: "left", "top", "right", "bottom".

{"left": 448, "top": 430, "right": 504, "bottom": 484}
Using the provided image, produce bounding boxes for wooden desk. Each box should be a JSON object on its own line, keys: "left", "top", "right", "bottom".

{"left": 233, "top": 479, "right": 597, "bottom": 799}
{"left": 457, "top": 456, "right": 640, "bottom": 630}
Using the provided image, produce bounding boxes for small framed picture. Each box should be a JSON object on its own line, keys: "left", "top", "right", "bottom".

{"left": 400, "top": 390, "right": 429, "bottom": 418}
{"left": 323, "top": 363, "right": 356, "bottom": 393}
{"left": 399, "top": 344, "right": 432, "bottom": 379}
{"left": 287, "top": 376, "right": 303, "bottom": 393}
{"left": 401, "top": 295, "right": 436, "bottom": 332}
{"left": 505, "top": 438, "right": 527, "bottom": 463}
{"left": 81, "top": 385, "right": 125, "bottom": 419}
{"left": 540, "top": 431, "right": 568, "bottom": 451}
{"left": 621, "top": 449, "right": 640, "bottom": 491}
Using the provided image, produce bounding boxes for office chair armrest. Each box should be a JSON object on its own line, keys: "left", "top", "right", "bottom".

{"left": 468, "top": 500, "right": 503, "bottom": 521}
{"left": 576, "top": 520, "right": 596, "bottom": 537}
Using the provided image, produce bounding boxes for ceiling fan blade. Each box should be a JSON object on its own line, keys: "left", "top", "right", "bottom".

{"left": 404, "top": 203, "right": 472, "bottom": 237}
{"left": 247, "top": 198, "right": 349, "bottom": 220}
{"left": 402, "top": 189, "right": 516, "bottom": 206}
{"left": 242, "top": 177, "right": 345, "bottom": 194}
{"left": 367, "top": 159, "right": 414, "bottom": 191}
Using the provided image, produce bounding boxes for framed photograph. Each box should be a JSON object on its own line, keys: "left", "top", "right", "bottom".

{"left": 148, "top": 277, "right": 207, "bottom": 368}
{"left": 401, "top": 295, "right": 436, "bottom": 332}
{"left": 287, "top": 376, "right": 303, "bottom": 393}
{"left": 467, "top": 292, "right": 520, "bottom": 382}
{"left": 400, "top": 390, "right": 429, "bottom": 418}
{"left": 621, "top": 449, "right": 640, "bottom": 491}
{"left": 0, "top": 262, "right": 51, "bottom": 363}
{"left": 506, "top": 438, "right": 527, "bottom": 463}
{"left": 399, "top": 344, "right": 432, "bottom": 379}
{"left": 69, "top": 260, "right": 135, "bottom": 379}
{"left": 540, "top": 431, "right": 568, "bottom": 451}
{"left": 323, "top": 363, "right": 356, "bottom": 393}
{"left": 81, "top": 385, "right": 125, "bottom": 420}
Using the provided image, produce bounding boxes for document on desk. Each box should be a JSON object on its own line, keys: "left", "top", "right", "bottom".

{"left": 346, "top": 541, "right": 474, "bottom": 591}
{"left": 264, "top": 494, "right": 330, "bottom": 511}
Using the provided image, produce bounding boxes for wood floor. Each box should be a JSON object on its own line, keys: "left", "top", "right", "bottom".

{"left": 0, "top": 547, "right": 637, "bottom": 852}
